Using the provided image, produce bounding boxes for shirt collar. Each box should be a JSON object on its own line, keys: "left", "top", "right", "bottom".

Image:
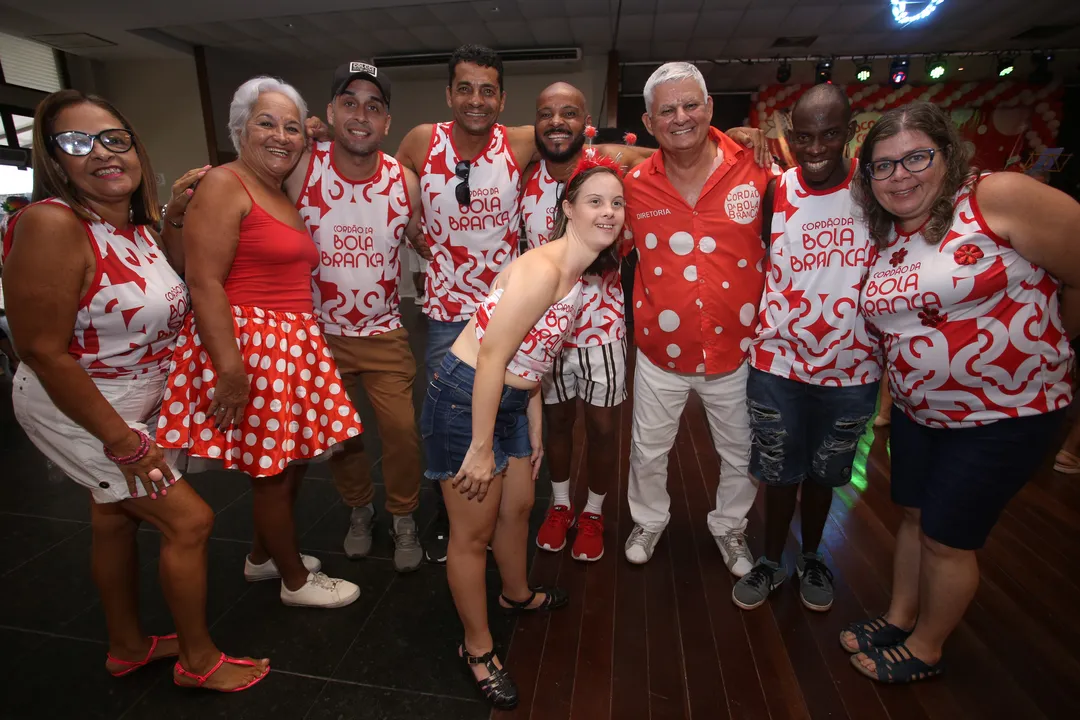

{"left": 649, "top": 126, "right": 744, "bottom": 177}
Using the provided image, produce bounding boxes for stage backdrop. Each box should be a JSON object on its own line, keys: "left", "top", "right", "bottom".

{"left": 750, "top": 81, "right": 1064, "bottom": 172}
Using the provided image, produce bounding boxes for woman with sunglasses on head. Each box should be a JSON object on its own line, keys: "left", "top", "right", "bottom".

{"left": 841, "top": 101, "right": 1080, "bottom": 684}
{"left": 155, "top": 77, "right": 363, "bottom": 608}
{"left": 421, "top": 154, "right": 624, "bottom": 710}
{"left": 2, "top": 89, "right": 267, "bottom": 691}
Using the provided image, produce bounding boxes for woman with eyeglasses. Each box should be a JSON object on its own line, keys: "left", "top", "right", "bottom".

{"left": 2, "top": 89, "right": 267, "bottom": 691}
{"left": 841, "top": 101, "right": 1080, "bottom": 683}
{"left": 155, "top": 77, "right": 363, "bottom": 609}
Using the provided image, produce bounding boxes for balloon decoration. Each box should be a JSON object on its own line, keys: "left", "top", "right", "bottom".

{"left": 750, "top": 80, "right": 1064, "bottom": 172}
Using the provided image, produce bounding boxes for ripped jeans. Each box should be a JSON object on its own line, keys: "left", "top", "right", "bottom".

{"left": 746, "top": 367, "right": 877, "bottom": 488}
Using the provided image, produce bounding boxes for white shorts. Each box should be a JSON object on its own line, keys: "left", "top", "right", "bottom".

{"left": 541, "top": 339, "right": 627, "bottom": 408}
{"left": 12, "top": 366, "right": 183, "bottom": 504}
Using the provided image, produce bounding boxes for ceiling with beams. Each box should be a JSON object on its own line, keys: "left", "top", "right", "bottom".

{"left": 2, "top": 0, "right": 1079, "bottom": 87}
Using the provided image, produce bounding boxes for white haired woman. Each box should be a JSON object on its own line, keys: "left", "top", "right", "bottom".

{"left": 157, "top": 76, "right": 363, "bottom": 608}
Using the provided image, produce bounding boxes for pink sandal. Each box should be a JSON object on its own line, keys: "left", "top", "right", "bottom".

{"left": 106, "top": 633, "right": 178, "bottom": 677}
{"left": 173, "top": 653, "right": 269, "bottom": 693}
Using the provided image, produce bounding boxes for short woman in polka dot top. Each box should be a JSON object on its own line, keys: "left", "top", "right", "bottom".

{"left": 419, "top": 160, "right": 625, "bottom": 710}
{"left": 156, "top": 78, "right": 363, "bottom": 610}
{"left": 4, "top": 90, "right": 267, "bottom": 692}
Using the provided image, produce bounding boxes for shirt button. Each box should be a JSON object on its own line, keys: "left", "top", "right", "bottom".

{"left": 99, "top": 482, "right": 109, "bottom": 489}
{"left": 693, "top": 211, "right": 699, "bottom": 216}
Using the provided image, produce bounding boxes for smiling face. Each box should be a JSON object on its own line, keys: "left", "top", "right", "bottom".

{"left": 789, "top": 100, "right": 853, "bottom": 189}
{"left": 446, "top": 62, "right": 504, "bottom": 136}
{"left": 563, "top": 171, "right": 625, "bottom": 252}
{"left": 643, "top": 78, "right": 713, "bottom": 154}
{"left": 50, "top": 102, "right": 141, "bottom": 205}
{"left": 328, "top": 79, "right": 390, "bottom": 157}
{"left": 868, "top": 129, "right": 947, "bottom": 227}
{"left": 535, "top": 84, "right": 588, "bottom": 163}
{"left": 240, "top": 91, "right": 305, "bottom": 180}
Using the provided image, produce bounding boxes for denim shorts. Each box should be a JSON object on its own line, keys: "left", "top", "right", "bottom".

{"left": 890, "top": 406, "right": 1064, "bottom": 550}
{"left": 747, "top": 367, "right": 878, "bottom": 488}
{"left": 421, "top": 352, "right": 532, "bottom": 481}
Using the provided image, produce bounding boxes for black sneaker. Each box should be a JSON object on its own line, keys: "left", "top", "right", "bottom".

{"left": 731, "top": 557, "right": 787, "bottom": 610}
{"left": 796, "top": 552, "right": 835, "bottom": 612}
{"left": 424, "top": 510, "right": 449, "bottom": 564}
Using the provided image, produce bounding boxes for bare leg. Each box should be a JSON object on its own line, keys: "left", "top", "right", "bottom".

{"left": 443, "top": 473, "right": 503, "bottom": 680}
{"left": 799, "top": 481, "right": 834, "bottom": 555}
{"left": 250, "top": 466, "right": 308, "bottom": 590}
{"left": 249, "top": 465, "right": 305, "bottom": 565}
{"left": 492, "top": 457, "right": 537, "bottom": 603}
{"left": 544, "top": 401, "right": 576, "bottom": 487}
{"left": 762, "top": 484, "right": 799, "bottom": 563}
{"left": 122, "top": 481, "right": 269, "bottom": 689}
{"left": 583, "top": 403, "right": 619, "bottom": 496}
{"left": 874, "top": 378, "right": 892, "bottom": 427}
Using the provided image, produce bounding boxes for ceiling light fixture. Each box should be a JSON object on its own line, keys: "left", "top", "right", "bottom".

{"left": 927, "top": 55, "right": 947, "bottom": 80}
{"left": 855, "top": 61, "right": 872, "bottom": 83}
{"left": 815, "top": 58, "right": 833, "bottom": 84}
{"left": 889, "top": 57, "right": 909, "bottom": 87}
{"left": 777, "top": 61, "right": 792, "bottom": 83}
{"left": 891, "top": 0, "right": 946, "bottom": 25}
{"left": 997, "top": 54, "right": 1016, "bottom": 77}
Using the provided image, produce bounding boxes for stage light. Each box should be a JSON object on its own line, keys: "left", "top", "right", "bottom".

{"left": 855, "top": 63, "right": 872, "bottom": 83}
{"left": 889, "top": 57, "right": 909, "bottom": 87}
{"left": 1030, "top": 52, "right": 1053, "bottom": 84}
{"left": 927, "top": 56, "right": 947, "bottom": 81}
{"left": 997, "top": 54, "right": 1016, "bottom": 77}
{"left": 891, "top": 0, "right": 945, "bottom": 25}
{"left": 815, "top": 59, "right": 833, "bottom": 84}
{"left": 777, "top": 61, "right": 791, "bottom": 83}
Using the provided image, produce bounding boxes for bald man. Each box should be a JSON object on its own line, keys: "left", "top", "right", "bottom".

{"left": 735, "top": 83, "right": 881, "bottom": 613}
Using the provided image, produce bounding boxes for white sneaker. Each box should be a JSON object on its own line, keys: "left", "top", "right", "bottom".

{"left": 244, "top": 554, "right": 322, "bottom": 582}
{"left": 715, "top": 530, "right": 755, "bottom": 577}
{"left": 624, "top": 525, "right": 662, "bottom": 564}
{"left": 280, "top": 572, "right": 361, "bottom": 608}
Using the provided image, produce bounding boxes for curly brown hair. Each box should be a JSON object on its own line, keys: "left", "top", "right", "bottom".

{"left": 851, "top": 102, "right": 976, "bottom": 249}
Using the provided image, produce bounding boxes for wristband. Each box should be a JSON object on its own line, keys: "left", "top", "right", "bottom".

{"left": 104, "top": 429, "right": 151, "bottom": 465}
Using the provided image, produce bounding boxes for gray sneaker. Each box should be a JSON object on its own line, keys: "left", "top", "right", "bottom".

{"left": 391, "top": 514, "right": 423, "bottom": 573}
{"left": 732, "top": 557, "right": 787, "bottom": 610}
{"left": 796, "top": 552, "right": 835, "bottom": 612}
{"left": 343, "top": 505, "right": 375, "bottom": 559}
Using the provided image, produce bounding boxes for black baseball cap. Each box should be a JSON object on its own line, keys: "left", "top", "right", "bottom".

{"left": 330, "top": 62, "right": 391, "bottom": 106}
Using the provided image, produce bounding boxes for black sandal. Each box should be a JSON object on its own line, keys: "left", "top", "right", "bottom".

{"left": 839, "top": 614, "right": 913, "bottom": 654}
{"left": 850, "top": 643, "right": 944, "bottom": 684}
{"left": 499, "top": 586, "right": 569, "bottom": 613}
{"left": 459, "top": 644, "right": 518, "bottom": 710}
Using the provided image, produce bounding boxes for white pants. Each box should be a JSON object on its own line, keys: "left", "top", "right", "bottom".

{"left": 627, "top": 350, "right": 758, "bottom": 536}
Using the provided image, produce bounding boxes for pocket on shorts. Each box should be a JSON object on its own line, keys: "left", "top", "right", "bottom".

{"left": 420, "top": 383, "right": 441, "bottom": 439}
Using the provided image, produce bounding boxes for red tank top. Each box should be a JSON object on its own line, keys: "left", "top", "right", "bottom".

{"left": 222, "top": 168, "right": 318, "bottom": 313}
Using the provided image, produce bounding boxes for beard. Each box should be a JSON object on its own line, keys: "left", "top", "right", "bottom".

{"left": 535, "top": 127, "right": 586, "bottom": 163}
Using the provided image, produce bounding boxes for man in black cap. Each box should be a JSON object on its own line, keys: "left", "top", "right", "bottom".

{"left": 283, "top": 62, "right": 427, "bottom": 573}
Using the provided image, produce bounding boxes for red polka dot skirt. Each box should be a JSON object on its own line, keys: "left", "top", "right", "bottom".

{"left": 156, "top": 305, "right": 363, "bottom": 478}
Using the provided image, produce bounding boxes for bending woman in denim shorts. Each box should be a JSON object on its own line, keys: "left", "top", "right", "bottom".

{"left": 421, "top": 158, "right": 625, "bottom": 710}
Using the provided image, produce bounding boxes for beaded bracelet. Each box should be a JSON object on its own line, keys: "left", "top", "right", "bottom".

{"left": 103, "top": 429, "right": 151, "bottom": 466}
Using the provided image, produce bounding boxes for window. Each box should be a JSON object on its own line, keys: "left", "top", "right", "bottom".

{"left": 0, "top": 32, "right": 62, "bottom": 93}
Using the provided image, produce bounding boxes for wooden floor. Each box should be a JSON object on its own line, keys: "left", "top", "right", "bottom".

{"left": 503, "top": 359, "right": 1080, "bottom": 720}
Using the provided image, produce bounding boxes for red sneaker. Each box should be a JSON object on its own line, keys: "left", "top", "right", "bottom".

{"left": 536, "top": 504, "right": 575, "bottom": 552}
{"left": 571, "top": 512, "right": 605, "bottom": 562}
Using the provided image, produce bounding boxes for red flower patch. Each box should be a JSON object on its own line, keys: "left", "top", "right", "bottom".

{"left": 890, "top": 248, "right": 908, "bottom": 267}
{"left": 953, "top": 244, "right": 984, "bottom": 266}
{"left": 919, "top": 307, "right": 947, "bottom": 328}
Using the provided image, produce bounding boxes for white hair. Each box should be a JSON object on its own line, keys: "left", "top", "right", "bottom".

{"left": 643, "top": 62, "right": 708, "bottom": 114}
{"left": 227, "top": 76, "right": 308, "bottom": 155}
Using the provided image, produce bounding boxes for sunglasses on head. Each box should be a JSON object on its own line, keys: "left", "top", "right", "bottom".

{"left": 454, "top": 160, "right": 470, "bottom": 208}
{"left": 49, "top": 128, "right": 134, "bottom": 157}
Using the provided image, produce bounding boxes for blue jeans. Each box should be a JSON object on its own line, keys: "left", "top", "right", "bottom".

{"left": 420, "top": 352, "right": 531, "bottom": 481}
{"left": 746, "top": 367, "right": 877, "bottom": 487}
{"left": 425, "top": 319, "right": 469, "bottom": 386}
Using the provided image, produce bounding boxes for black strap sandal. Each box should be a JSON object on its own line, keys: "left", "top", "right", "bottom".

{"left": 499, "top": 586, "right": 569, "bottom": 613}
{"left": 459, "top": 644, "right": 518, "bottom": 710}
{"left": 840, "top": 614, "right": 913, "bottom": 654}
{"left": 850, "top": 643, "right": 944, "bottom": 684}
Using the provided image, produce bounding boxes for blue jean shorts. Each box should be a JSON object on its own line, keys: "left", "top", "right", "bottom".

{"left": 747, "top": 367, "right": 878, "bottom": 488}
{"left": 421, "top": 352, "right": 532, "bottom": 481}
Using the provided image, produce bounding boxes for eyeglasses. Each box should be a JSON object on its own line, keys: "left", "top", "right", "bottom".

{"left": 49, "top": 129, "right": 134, "bottom": 157}
{"left": 454, "top": 160, "right": 471, "bottom": 208}
{"left": 865, "top": 147, "right": 938, "bottom": 181}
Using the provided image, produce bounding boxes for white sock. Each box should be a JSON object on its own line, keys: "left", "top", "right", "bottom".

{"left": 584, "top": 490, "right": 605, "bottom": 516}
{"left": 551, "top": 480, "right": 571, "bottom": 508}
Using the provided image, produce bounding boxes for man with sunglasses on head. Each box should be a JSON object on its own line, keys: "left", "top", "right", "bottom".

{"left": 280, "top": 62, "right": 426, "bottom": 573}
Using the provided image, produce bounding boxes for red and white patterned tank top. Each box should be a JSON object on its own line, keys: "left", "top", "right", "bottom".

{"left": 3, "top": 198, "right": 188, "bottom": 379}
{"left": 420, "top": 122, "right": 522, "bottom": 322}
{"left": 473, "top": 280, "right": 584, "bottom": 382}
{"left": 750, "top": 163, "right": 880, "bottom": 386}
{"left": 297, "top": 143, "right": 410, "bottom": 337}
{"left": 860, "top": 178, "right": 1073, "bottom": 428}
{"left": 522, "top": 160, "right": 626, "bottom": 348}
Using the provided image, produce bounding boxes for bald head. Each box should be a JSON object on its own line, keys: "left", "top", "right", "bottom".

{"left": 535, "top": 82, "right": 590, "bottom": 163}
{"left": 792, "top": 83, "right": 851, "bottom": 125}
{"left": 788, "top": 84, "right": 854, "bottom": 190}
